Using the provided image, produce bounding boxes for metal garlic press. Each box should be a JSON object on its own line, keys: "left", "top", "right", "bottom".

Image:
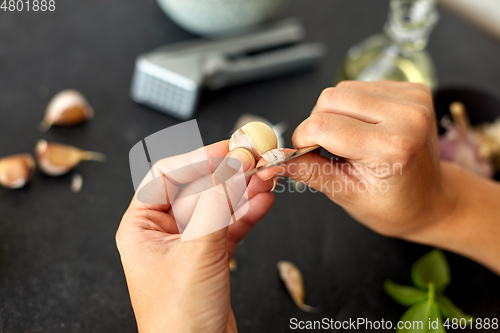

{"left": 130, "top": 19, "right": 325, "bottom": 120}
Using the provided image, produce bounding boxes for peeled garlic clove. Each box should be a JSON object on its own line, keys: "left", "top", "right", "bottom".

{"left": 39, "top": 89, "right": 94, "bottom": 131}
{"left": 277, "top": 261, "right": 318, "bottom": 313}
{"left": 0, "top": 154, "right": 36, "bottom": 189}
{"left": 229, "top": 121, "right": 278, "bottom": 159}
{"left": 35, "top": 140, "right": 106, "bottom": 176}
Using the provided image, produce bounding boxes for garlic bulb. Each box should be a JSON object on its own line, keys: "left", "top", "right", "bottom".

{"left": 438, "top": 102, "right": 497, "bottom": 178}
{"left": 229, "top": 121, "right": 279, "bottom": 159}
{"left": 277, "top": 261, "right": 318, "bottom": 313}
{"left": 0, "top": 154, "right": 36, "bottom": 189}
{"left": 35, "top": 140, "right": 106, "bottom": 176}
{"left": 39, "top": 90, "right": 94, "bottom": 131}
{"left": 439, "top": 117, "right": 494, "bottom": 178}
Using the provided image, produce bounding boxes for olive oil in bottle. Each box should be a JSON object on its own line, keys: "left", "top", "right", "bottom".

{"left": 337, "top": 0, "right": 439, "bottom": 90}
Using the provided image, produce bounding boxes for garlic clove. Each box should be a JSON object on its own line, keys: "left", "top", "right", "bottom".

{"left": 0, "top": 154, "right": 36, "bottom": 189}
{"left": 39, "top": 89, "right": 94, "bottom": 131}
{"left": 35, "top": 140, "right": 106, "bottom": 176}
{"left": 277, "top": 261, "right": 318, "bottom": 313}
{"left": 229, "top": 121, "right": 278, "bottom": 159}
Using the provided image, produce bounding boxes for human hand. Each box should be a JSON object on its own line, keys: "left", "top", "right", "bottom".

{"left": 259, "top": 80, "right": 455, "bottom": 239}
{"left": 116, "top": 141, "right": 274, "bottom": 333}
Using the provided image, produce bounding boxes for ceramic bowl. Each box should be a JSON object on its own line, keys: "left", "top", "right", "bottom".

{"left": 156, "top": 0, "right": 289, "bottom": 36}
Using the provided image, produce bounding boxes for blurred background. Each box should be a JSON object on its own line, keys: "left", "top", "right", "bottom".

{"left": 0, "top": 0, "right": 499, "bottom": 332}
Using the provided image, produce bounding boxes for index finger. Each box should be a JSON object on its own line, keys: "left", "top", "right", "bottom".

{"left": 292, "top": 112, "right": 382, "bottom": 162}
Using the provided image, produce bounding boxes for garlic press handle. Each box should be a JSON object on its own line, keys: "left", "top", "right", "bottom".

{"left": 148, "top": 18, "right": 305, "bottom": 57}
{"left": 205, "top": 43, "right": 326, "bottom": 90}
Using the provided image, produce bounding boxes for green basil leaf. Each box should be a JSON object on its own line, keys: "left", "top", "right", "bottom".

{"left": 411, "top": 249, "right": 450, "bottom": 291}
{"left": 428, "top": 301, "right": 446, "bottom": 333}
{"left": 397, "top": 301, "right": 445, "bottom": 332}
{"left": 397, "top": 285, "right": 445, "bottom": 333}
{"left": 436, "top": 294, "right": 474, "bottom": 321}
{"left": 384, "top": 280, "right": 428, "bottom": 306}
{"left": 397, "top": 302, "right": 427, "bottom": 332}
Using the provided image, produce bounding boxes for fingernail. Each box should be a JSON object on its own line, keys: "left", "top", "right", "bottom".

{"left": 259, "top": 168, "right": 278, "bottom": 181}
{"left": 228, "top": 148, "right": 255, "bottom": 172}
{"left": 271, "top": 178, "right": 279, "bottom": 192}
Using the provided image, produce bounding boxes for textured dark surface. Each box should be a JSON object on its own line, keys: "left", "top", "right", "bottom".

{"left": 1, "top": 1, "right": 500, "bottom": 332}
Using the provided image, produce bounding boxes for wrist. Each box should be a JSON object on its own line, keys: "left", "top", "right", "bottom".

{"left": 402, "top": 161, "right": 461, "bottom": 246}
{"left": 404, "top": 161, "right": 500, "bottom": 274}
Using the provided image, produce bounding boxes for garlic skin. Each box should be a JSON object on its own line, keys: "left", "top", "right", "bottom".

{"left": 39, "top": 90, "right": 94, "bottom": 131}
{"left": 261, "top": 148, "right": 286, "bottom": 163}
{"left": 0, "top": 154, "right": 36, "bottom": 189}
{"left": 70, "top": 173, "right": 83, "bottom": 193}
{"left": 35, "top": 140, "right": 106, "bottom": 176}
{"left": 229, "top": 122, "right": 278, "bottom": 159}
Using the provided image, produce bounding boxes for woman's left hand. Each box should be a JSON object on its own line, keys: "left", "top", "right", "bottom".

{"left": 116, "top": 141, "right": 275, "bottom": 333}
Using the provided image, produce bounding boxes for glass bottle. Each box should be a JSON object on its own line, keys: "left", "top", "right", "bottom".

{"left": 337, "top": 0, "right": 439, "bottom": 90}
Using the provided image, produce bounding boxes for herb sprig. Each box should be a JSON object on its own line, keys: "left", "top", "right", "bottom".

{"left": 385, "top": 249, "right": 474, "bottom": 332}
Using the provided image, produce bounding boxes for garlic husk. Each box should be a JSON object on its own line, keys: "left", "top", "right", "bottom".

{"left": 261, "top": 148, "right": 286, "bottom": 163}
{"left": 35, "top": 140, "right": 106, "bottom": 176}
{"left": 39, "top": 89, "right": 94, "bottom": 131}
{"left": 70, "top": 173, "right": 83, "bottom": 193}
{"left": 277, "top": 261, "right": 318, "bottom": 313}
{"left": 0, "top": 154, "right": 36, "bottom": 189}
{"left": 229, "top": 122, "right": 278, "bottom": 159}
{"left": 229, "top": 129, "right": 260, "bottom": 157}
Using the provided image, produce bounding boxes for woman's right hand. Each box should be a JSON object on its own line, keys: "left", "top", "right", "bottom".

{"left": 261, "top": 80, "right": 455, "bottom": 239}
{"left": 261, "top": 80, "right": 500, "bottom": 274}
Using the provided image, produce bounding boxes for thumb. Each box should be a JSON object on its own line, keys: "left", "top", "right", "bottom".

{"left": 181, "top": 148, "right": 255, "bottom": 243}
